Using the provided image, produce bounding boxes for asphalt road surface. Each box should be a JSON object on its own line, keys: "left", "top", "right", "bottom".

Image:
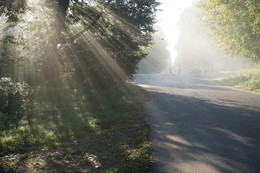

{"left": 134, "top": 73, "right": 260, "bottom": 173}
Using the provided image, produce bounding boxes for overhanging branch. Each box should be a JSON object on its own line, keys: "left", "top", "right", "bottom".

{"left": 68, "top": 0, "right": 113, "bottom": 43}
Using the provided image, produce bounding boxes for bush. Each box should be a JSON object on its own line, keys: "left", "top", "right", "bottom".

{"left": 218, "top": 67, "right": 260, "bottom": 92}
{"left": 0, "top": 77, "right": 29, "bottom": 129}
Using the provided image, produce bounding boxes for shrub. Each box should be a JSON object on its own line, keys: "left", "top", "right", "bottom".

{"left": 0, "top": 77, "right": 29, "bottom": 129}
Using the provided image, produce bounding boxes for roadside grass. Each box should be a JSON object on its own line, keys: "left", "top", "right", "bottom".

{"left": 215, "top": 68, "right": 260, "bottom": 92}
{"left": 0, "top": 82, "right": 151, "bottom": 173}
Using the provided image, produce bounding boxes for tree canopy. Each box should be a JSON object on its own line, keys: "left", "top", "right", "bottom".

{"left": 197, "top": 0, "right": 260, "bottom": 62}
{"left": 0, "top": 0, "right": 160, "bottom": 134}
{"left": 1, "top": 1, "right": 158, "bottom": 167}
{"left": 174, "top": 7, "right": 250, "bottom": 73}
{"left": 0, "top": 0, "right": 160, "bottom": 87}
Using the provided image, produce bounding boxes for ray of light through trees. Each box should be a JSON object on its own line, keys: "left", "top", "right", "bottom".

{"left": 0, "top": 0, "right": 160, "bottom": 155}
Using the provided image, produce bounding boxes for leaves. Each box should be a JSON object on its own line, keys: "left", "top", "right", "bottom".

{"left": 197, "top": 0, "right": 260, "bottom": 62}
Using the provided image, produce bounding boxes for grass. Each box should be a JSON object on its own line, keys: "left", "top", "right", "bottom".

{"left": 215, "top": 68, "right": 260, "bottom": 92}
{"left": 0, "top": 82, "right": 151, "bottom": 173}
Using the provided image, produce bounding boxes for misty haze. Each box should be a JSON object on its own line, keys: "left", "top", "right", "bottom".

{"left": 0, "top": 0, "right": 259, "bottom": 173}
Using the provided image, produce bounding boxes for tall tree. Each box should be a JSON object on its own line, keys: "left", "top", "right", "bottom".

{"left": 175, "top": 7, "right": 250, "bottom": 73}
{"left": 197, "top": 0, "right": 260, "bottom": 62}
{"left": 0, "top": 0, "right": 160, "bottom": 128}
{"left": 0, "top": 0, "right": 160, "bottom": 86}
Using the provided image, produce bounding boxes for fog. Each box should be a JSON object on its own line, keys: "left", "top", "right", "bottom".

{"left": 174, "top": 6, "right": 253, "bottom": 73}
{"left": 137, "top": 5, "right": 256, "bottom": 74}
{"left": 137, "top": 26, "right": 171, "bottom": 73}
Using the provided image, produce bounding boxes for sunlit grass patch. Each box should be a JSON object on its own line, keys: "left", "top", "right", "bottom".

{"left": 215, "top": 68, "right": 260, "bottom": 92}
{"left": 1, "top": 83, "right": 151, "bottom": 172}
{"left": 0, "top": 122, "right": 60, "bottom": 155}
{"left": 105, "top": 140, "right": 151, "bottom": 173}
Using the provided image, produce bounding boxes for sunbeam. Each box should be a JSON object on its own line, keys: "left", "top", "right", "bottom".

{"left": 0, "top": 0, "right": 160, "bottom": 171}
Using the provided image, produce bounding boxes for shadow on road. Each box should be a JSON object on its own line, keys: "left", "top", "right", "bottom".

{"left": 146, "top": 91, "right": 260, "bottom": 173}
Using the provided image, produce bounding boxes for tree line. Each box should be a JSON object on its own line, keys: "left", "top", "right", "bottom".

{"left": 197, "top": 0, "right": 259, "bottom": 62}
{"left": 0, "top": 0, "right": 159, "bottom": 131}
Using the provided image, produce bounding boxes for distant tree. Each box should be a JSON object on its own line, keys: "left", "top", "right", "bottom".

{"left": 197, "top": 0, "right": 260, "bottom": 62}
{"left": 137, "top": 27, "right": 171, "bottom": 73}
{"left": 174, "top": 7, "right": 249, "bottom": 73}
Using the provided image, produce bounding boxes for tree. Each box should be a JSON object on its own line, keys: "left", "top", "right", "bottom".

{"left": 0, "top": 0, "right": 159, "bottom": 132}
{"left": 174, "top": 7, "right": 250, "bottom": 73}
{"left": 197, "top": 0, "right": 260, "bottom": 62}
{"left": 137, "top": 27, "right": 171, "bottom": 73}
{"left": 0, "top": 0, "right": 160, "bottom": 124}
{"left": 0, "top": 0, "right": 160, "bottom": 87}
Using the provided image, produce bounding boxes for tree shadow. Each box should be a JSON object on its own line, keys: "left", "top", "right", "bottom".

{"left": 144, "top": 91, "right": 260, "bottom": 173}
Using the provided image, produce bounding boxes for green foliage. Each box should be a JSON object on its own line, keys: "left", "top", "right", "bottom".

{"left": 174, "top": 7, "right": 251, "bottom": 73}
{"left": 0, "top": 82, "right": 147, "bottom": 155}
{"left": 0, "top": 77, "right": 29, "bottom": 129}
{"left": 105, "top": 140, "right": 151, "bottom": 173}
{"left": 0, "top": 83, "right": 151, "bottom": 172}
{"left": 217, "top": 67, "right": 260, "bottom": 92}
{"left": 0, "top": 0, "right": 160, "bottom": 86}
{"left": 0, "top": 1, "right": 155, "bottom": 171}
{"left": 71, "top": 0, "right": 160, "bottom": 77}
{"left": 197, "top": 0, "right": 260, "bottom": 62}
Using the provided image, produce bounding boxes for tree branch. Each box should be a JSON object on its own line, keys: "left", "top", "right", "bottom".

{"left": 68, "top": 0, "right": 113, "bottom": 43}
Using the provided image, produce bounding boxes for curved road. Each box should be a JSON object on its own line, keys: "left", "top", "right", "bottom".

{"left": 134, "top": 73, "right": 260, "bottom": 173}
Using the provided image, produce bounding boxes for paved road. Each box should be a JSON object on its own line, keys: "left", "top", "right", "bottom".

{"left": 134, "top": 73, "right": 260, "bottom": 173}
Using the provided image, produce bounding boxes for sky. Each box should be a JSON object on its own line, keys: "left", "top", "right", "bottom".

{"left": 156, "top": 0, "right": 195, "bottom": 64}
